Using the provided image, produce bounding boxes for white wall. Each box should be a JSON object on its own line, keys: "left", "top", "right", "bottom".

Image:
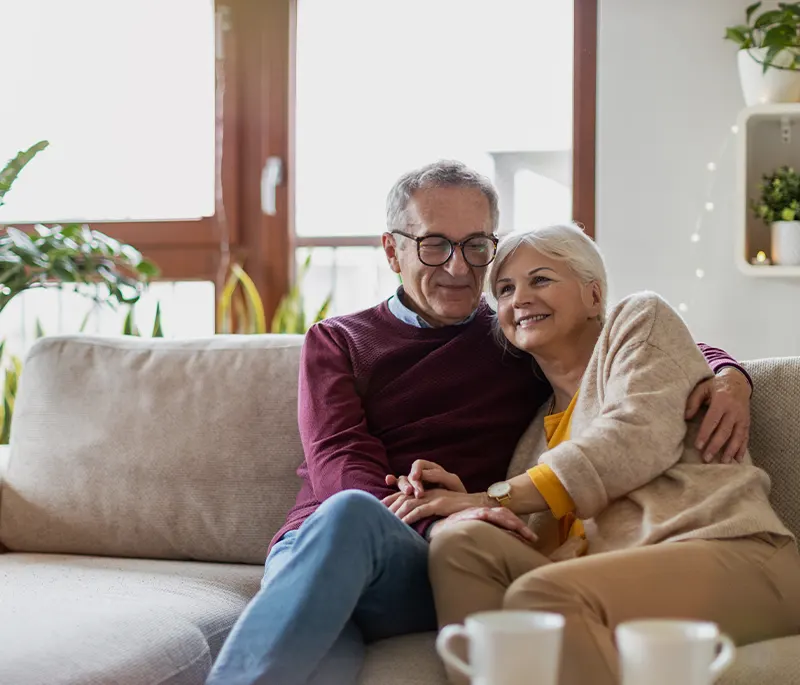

{"left": 597, "top": 0, "right": 800, "bottom": 359}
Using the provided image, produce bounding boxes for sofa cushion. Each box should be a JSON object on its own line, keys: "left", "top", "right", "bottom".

{"left": 0, "top": 335, "right": 305, "bottom": 564}
{"left": 743, "top": 358, "right": 800, "bottom": 539}
{"left": 360, "top": 633, "right": 447, "bottom": 685}
{"left": 0, "top": 553, "right": 262, "bottom": 685}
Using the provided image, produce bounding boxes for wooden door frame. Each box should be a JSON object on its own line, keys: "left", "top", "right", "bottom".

{"left": 573, "top": 0, "right": 598, "bottom": 238}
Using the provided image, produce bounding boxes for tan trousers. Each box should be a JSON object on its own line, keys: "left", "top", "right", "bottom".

{"left": 429, "top": 520, "right": 800, "bottom": 685}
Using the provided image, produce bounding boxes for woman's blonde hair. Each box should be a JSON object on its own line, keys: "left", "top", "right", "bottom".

{"left": 486, "top": 223, "right": 609, "bottom": 325}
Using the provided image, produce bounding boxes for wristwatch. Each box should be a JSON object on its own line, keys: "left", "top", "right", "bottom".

{"left": 487, "top": 481, "right": 512, "bottom": 507}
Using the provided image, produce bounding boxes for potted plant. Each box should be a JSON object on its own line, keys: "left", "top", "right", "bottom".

{"left": 1, "top": 142, "right": 158, "bottom": 314}
{"left": 725, "top": 2, "right": 800, "bottom": 105}
{"left": 752, "top": 165, "right": 800, "bottom": 265}
{"left": 0, "top": 141, "right": 159, "bottom": 443}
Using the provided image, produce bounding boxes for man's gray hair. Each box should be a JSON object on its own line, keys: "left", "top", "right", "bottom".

{"left": 385, "top": 160, "right": 500, "bottom": 234}
{"left": 487, "top": 223, "right": 608, "bottom": 324}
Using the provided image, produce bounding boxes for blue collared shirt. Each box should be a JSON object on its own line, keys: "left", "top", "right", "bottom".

{"left": 387, "top": 286, "right": 478, "bottom": 328}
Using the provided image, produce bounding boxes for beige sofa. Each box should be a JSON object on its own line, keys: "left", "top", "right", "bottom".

{"left": 0, "top": 335, "right": 797, "bottom": 685}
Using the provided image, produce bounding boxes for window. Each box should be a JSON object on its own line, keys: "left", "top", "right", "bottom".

{"left": 294, "top": 0, "right": 594, "bottom": 316}
{"left": 0, "top": 0, "right": 238, "bottom": 279}
{"left": 1, "top": 0, "right": 595, "bottom": 338}
{"left": 0, "top": 0, "right": 216, "bottom": 224}
{"left": 2, "top": 284, "right": 216, "bottom": 358}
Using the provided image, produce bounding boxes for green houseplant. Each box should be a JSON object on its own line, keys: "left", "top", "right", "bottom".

{"left": 217, "top": 256, "right": 330, "bottom": 335}
{"left": 752, "top": 165, "right": 800, "bottom": 265}
{"left": 725, "top": 2, "right": 800, "bottom": 104}
{"left": 0, "top": 141, "right": 159, "bottom": 443}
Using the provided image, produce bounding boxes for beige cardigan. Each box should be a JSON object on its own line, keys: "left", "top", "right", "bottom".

{"left": 508, "top": 292, "right": 793, "bottom": 555}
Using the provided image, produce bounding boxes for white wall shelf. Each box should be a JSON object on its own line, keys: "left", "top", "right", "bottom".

{"left": 738, "top": 263, "right": 800, "bottom": 277}
{"left": 736, "top": 103, "right": 800, "bottom": 277}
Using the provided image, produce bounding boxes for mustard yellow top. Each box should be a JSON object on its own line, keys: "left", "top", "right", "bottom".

{"left": 528, "top": 393, "right": 586, "bottom": 544}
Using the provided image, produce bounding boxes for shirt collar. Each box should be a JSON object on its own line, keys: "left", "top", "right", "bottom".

{"left": 387, "top": 286, "right": 478, "bottom": 328}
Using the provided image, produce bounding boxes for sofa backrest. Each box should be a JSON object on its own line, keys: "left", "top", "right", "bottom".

{"left": 0, "top": 337, "right": 797, "bottom": 565}
{"left": 742, "top": 358, "right": 800, "bottom": 540}
{"left": 0, "top": 335, "right": 306, "bottom": 565}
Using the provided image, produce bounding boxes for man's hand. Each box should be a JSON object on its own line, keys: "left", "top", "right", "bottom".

{"left": 384, "top": 488, "right": 485, "bottom": 524}
{"left": 685, "top": 367, "right": 752, "bottom": 464}
{"left": 427, "top": 507, "right": 538, "bottom": 545}
{"left": 384, "top": 459, "right": 467, "bottom": 499}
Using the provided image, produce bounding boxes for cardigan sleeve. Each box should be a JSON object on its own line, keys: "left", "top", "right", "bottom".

{"left": 537, "top": 296, "right": 707, "bottom": 519}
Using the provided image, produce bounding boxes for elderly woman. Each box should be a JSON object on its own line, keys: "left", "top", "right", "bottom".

{"left": 393, "top": 224, "right": 800, "bottom": 685}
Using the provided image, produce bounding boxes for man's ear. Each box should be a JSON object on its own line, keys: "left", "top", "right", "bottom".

{"left": 382, "top": 232, "right": 402, "bottom": 274}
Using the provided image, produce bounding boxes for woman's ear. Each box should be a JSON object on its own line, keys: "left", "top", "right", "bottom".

{"left": 584, "top": 281, "right": 603, "bottom": 319}
{"left": 592, "top": 281, "right": 602, "bottom": 309}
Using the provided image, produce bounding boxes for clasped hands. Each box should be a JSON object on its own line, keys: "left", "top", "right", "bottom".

{"left": 381, "top": 460, "right": 537, "bottom": 544}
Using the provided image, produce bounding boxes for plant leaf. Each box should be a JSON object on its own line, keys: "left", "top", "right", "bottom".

{"left": 135, "top": 260, "right": 159, "bottom": 278}
{"left": 0, "top": 395, "right": 11, "bottom": 445}
{"left": 79, "top": 308, "right": 93, "bottom": 333}
{"left": 755, "top": 9, "right": 785, "bottom": 28}
{"left": 725, "top": 27, "right": 749, "bottom": 45}
{"left": 762, "top": 24, "right": 796, "bottom": 48}
{"left": 233, "top": 290, "right": 249, "bottom": 334}
{"left": 314, "top": 295, "right": 331, "bottom": 324}
{"left": 231, "top": 264, "right": 267, "bottom": 334}
{"left": 6, "top": 227, "right": 40, "bottom": 257}
{"left": 747, "top": 2, "right": 763, "bottom": 23}
{"left": 217, "top": 268, "right": 240, "bottom": 334}
{"left": 123, "top": 306, "right": 140, "bottom": 336}
{"left": 764, "top": 44, "right": 784, "bottom": 72}
{"left": 0, "top": 140, "right": 49, "bottom": 207}
{"left": 151, "top": 302, "right": 164, "bottom": 337}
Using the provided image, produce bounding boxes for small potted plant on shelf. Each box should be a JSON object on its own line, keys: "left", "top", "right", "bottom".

{"left": 752, "top": 165, "right": 800, "bottom": 265}
{"left": 725, "top": 2, "right": 800, "bottom": 106}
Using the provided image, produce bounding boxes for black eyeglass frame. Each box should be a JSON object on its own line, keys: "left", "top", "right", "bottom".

{"left": 390, "top": 230, "right": 499, "bottom": 267}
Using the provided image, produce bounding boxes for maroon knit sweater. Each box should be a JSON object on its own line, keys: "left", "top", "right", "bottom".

{"left": 272, "top": 300, "right": 747, "bottom": 548}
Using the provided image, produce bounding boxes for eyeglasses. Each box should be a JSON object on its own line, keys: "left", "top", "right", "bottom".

{"left": 391, "top": 230, "right": 499, "bottom": 267}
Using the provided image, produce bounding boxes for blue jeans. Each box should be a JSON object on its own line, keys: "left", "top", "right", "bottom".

{"left": 206, "top": 490, "right": 437, "bottom": 685}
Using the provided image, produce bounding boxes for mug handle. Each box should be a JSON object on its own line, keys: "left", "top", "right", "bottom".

{"left": 436, "top": 624, "right": 474, "bottom": 679}
{"left": 709, "top": 633, "right": 736, "bottom": 678}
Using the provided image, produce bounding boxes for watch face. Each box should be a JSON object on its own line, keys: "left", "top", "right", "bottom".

{"left": 488, "top": 482, "right": 511, "bottom": 498}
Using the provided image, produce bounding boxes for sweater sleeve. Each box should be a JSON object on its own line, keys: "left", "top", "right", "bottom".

{"left": 697, "top": 342, "right": 753, "bottom": 390}
{"left": 538, "top": 297, "right": 705, "bottom": 520}
{"left": 297, "top": 323, "right": 433, "bottom": 536}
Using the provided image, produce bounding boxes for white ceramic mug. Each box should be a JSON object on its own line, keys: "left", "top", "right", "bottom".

{"left": 436, "top": 610, "right": 565, "bottom": 685}
{"left": 616, "top": 619, "right": 736, "bottom": 685}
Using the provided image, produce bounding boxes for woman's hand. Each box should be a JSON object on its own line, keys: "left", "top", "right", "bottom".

{"left": 428, "top": 506, "right": 538, "bottom": 546}
{"left": 384, "top": 459, "right": 467, "bottom": 498}
{"left": 388, "top": 489, "right": 486, "bottom": 524}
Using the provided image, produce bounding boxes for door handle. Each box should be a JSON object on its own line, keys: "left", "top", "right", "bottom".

{"left": 261, "top": 156, "right": 284, "bottom": 216}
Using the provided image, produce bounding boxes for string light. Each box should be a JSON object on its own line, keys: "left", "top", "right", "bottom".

{"left": 680, "top": 124, "right": 737, "bottom": 318}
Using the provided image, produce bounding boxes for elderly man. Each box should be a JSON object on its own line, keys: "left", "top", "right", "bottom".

{"left": 207, "top": 161, "right": 752, "bottom": 685}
